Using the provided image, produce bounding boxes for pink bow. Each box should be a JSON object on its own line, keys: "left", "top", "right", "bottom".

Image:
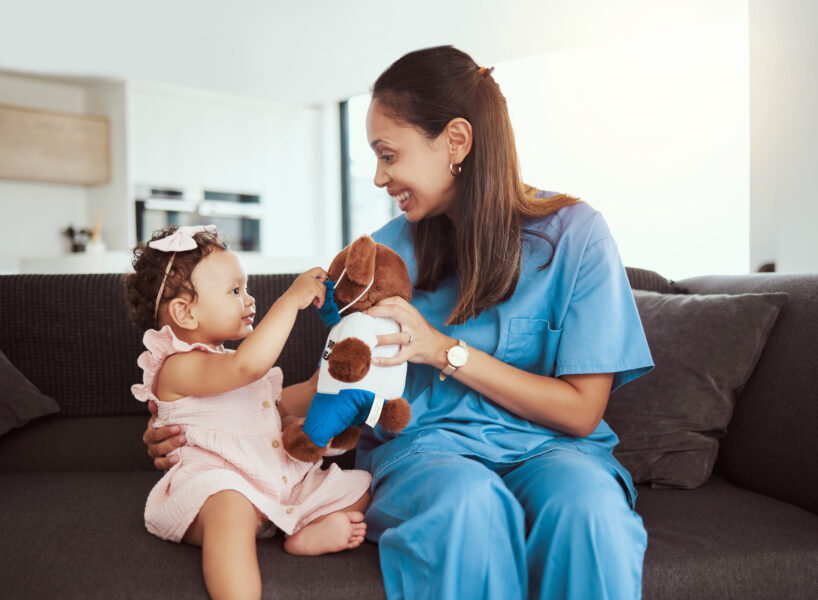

{"left": 148, "top": 225, "right": 216, "bottom": 252}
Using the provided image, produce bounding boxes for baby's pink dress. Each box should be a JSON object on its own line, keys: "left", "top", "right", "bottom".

{"left": 131, "top": 326, "right": 371, "bottom": 542}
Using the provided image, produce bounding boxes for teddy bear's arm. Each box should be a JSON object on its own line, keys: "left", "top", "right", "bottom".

{"left": 327, "top": 337, "right": 371, "bottom": 383}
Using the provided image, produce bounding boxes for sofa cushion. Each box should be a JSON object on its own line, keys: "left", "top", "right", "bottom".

{"left": 0, "top": 471, "right": 385, "bottom": 599}
{"left": 637, "top": 476, "right": 818, "bottom": 599}
{"left": 0, "top": 413, "right": 359, "bottom": 475}
{"left": 3, "top": 471, "right": 816, "bottom": 599}
{"left": 0, "top": 415, "right": 156, "bottom": 473}
{"left": 0, "top": 349, "right": 60, "bottom": 436}
{"left": 605, "top": 290, "right": 786, "bottom": 489}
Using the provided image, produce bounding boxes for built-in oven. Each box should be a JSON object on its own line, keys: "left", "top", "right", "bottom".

{"left": 135, "top": 185, "right": 262, "bottom": 251}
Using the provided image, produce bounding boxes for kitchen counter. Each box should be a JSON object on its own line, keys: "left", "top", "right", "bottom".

{"left": 2, "top": 251, "right": 323, "bottom": 275}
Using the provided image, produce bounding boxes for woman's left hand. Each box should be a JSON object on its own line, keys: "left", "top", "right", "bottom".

{"left": 366, "top": 296, "right": 451, "bottom": 368}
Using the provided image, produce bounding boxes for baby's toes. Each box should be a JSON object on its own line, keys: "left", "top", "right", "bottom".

{"left": 352, "top": 522, "right": 367, "bottom": 536}
{"left": 346, "top": 510, "right": 365, "bottom": 524}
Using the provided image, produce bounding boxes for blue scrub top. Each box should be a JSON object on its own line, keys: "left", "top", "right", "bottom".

{"left": 357, "top": 198, "right": 653, "bottom": 473}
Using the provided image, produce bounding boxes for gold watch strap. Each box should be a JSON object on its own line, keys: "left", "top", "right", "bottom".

{"left": 439, "top": 340, "right": 467, "bottom": 381}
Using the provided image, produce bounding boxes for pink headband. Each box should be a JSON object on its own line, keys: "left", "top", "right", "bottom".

{"left": 149, "top": 225, "right": 216, "bottom": 320}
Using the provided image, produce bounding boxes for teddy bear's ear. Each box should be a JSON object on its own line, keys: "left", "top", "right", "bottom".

{"left": 345, "top": 236, "right": 377, "bottom": 285}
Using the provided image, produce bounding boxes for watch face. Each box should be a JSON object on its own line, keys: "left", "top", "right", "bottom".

{"left": 447, "top": 345, "right": 468, "bottom": 367}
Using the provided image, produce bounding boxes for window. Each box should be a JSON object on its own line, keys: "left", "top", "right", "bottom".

{"left": 338, "top": 14, "right": 749, "bottom": 279}
{"left": 340, "top": 94, "right": 398, "bottom": 245}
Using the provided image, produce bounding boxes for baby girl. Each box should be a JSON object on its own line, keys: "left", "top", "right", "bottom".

{"left": 124, "top": 225, "right": 371, "bottom": 599}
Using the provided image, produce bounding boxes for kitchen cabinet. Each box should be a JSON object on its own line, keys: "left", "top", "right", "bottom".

{"left": 127, "top": 82, "right": 274, "bottom": 195}
{"left": 0, "top": 103, "right": 110, "bottom": 185}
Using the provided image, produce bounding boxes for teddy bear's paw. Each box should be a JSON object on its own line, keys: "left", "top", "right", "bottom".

{"left": 327, "top": 337, "right": 371, "bottom": 382}
{"left": 379, "top": 397, "right": 411, "bottom": 432}
{"left": 330, "top": 426, "right": 361, "bottom": 450}
{"left": 282, "top": 422, "right": 327, "bottom": 463}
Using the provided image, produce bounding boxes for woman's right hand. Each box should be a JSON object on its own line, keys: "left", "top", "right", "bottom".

{"left": 143, "top": 400, "right": 185, "bottom": 470}
{"left": 366, "top": 296, "right": 453, "bottom": 369}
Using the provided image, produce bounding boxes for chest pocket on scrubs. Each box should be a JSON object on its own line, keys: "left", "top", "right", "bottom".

{"left": 503, "top": 317, "right": 563, "bottom": 374}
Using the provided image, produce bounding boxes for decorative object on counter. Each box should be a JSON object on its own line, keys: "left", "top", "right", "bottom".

{"left": 86, "top": 213, "right": 107, "bottom": 254}
{"left": 62, "top": 225, "right": 91, "bottom": 253}
{"left": 62, "top": 213, "right": 106, "bottom": 254}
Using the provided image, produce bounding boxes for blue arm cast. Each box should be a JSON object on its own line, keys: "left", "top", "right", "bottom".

{"left": 301, "top": 389, "right": 376, "bottom": 447}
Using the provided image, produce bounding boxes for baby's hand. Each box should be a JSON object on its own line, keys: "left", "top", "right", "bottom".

{"left": 284, "top": 267, "right": 329, "bottom": 310}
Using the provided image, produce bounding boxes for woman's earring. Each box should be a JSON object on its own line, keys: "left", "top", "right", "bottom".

{"left": 449, "top": 162, "right": 462, "bottom": 177}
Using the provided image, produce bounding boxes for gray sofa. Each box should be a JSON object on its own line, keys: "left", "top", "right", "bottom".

{"left": 1, "top": 270, "right": 816, "bottom": 599}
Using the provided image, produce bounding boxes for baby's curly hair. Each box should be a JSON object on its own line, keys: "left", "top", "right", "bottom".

{"left": 123, "top": 226, "right": 229, "bottom": 331}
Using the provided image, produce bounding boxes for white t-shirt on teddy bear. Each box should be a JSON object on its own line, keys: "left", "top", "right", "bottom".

{"left": 316, "top": 312, "right": 407, "bottom": 401}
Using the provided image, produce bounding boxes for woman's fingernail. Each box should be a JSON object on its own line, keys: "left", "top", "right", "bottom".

{"left": 178, "top": 435, "right": 186, "bottom": 445}
{"left": 170, "top": 455, "right": 179, "bottom": 464}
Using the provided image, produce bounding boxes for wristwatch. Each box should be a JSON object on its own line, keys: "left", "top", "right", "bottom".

{"left": 439, "top": 339, "right": 469, "bottom": 381}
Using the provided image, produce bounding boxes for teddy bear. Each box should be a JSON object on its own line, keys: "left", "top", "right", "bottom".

{"left": 281, "top": 235, "right": 412, "bottom": 463}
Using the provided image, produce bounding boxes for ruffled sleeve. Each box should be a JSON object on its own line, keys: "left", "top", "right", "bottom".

{"left": 130, "top": 325, "right": 219, "bottom": 403}
{"left": 265, "top": 366, "right": 285, "bottom": 405}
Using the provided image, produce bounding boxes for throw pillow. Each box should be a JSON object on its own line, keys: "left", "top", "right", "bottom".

{"left": 0, "top": 350, "right": 60, "bottom": 436}
{"left": 605, "top": 290, "right": 786, "bottom": 489}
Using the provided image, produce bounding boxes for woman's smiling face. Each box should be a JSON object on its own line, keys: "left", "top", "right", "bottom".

{"left": 366, "top": 99, "right": 458, "bottom": 222}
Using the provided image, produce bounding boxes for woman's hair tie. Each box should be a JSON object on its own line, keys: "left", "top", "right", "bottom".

{"left": 477, "top": 66, "right": 495, "bottom": 78}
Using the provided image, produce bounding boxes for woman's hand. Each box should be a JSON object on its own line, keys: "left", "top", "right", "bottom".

{"left": 366, "top": 299, "right": 613, "bottom": 436}
{"left": 143, "top": 400, "right": 185, "bottom": 470}
{"left": 365, "top": 296, "right": 452, "bottom": 368}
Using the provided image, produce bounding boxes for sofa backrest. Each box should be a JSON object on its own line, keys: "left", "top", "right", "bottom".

{"left": 0, "top": 273, "right": 324, "bottom": 418}
{"left": 677, "top": 273, "right": 818, "bottom": 515}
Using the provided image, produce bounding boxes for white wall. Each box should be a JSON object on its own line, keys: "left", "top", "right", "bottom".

{"left": 497, "top": 8, "right": 750, "bottom": 280}
{"left": 750, "top": 0, "right": 818, "bottom": 273}
{"left": 0, "top": 0, "right": 749, "bottom": 106}
{"left": 3, "top": 0, "right": 817, "bottom": 275}
{"left": 85, "top": 80, "right": 130, "bottom": 252}
{"left": 0, "top": 72, "right": 90, "bottom": 261}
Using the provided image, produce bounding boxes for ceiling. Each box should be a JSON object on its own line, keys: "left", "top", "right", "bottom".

{"left": 0, "top": 0, "right": 741, "bottom": 106}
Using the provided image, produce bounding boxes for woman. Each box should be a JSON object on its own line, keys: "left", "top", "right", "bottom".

{"left": 145, "top": 46, "right": 653, "bottom": 599}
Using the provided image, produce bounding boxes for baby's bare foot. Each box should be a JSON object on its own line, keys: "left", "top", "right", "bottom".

{"left": 284, "top": 511, "right": 367, "bottom": 556}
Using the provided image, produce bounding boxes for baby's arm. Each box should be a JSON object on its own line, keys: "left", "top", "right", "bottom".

{"left": 279, "top": 369, "right": 319, "bottom": 423}
{"left": 158, "top": 268, "right": 328, "bottom": 400}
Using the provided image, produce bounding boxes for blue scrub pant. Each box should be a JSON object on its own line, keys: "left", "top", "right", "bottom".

{"left": 365, "top": 447, "right": 647, "bottom": 600}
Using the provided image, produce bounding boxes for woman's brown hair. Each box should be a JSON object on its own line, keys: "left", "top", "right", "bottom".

{"left": 372, "top": 46, "right": 578, "bottom": 325}
{"left": 123, "top": 226, "right": 229, "bottom": 331}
